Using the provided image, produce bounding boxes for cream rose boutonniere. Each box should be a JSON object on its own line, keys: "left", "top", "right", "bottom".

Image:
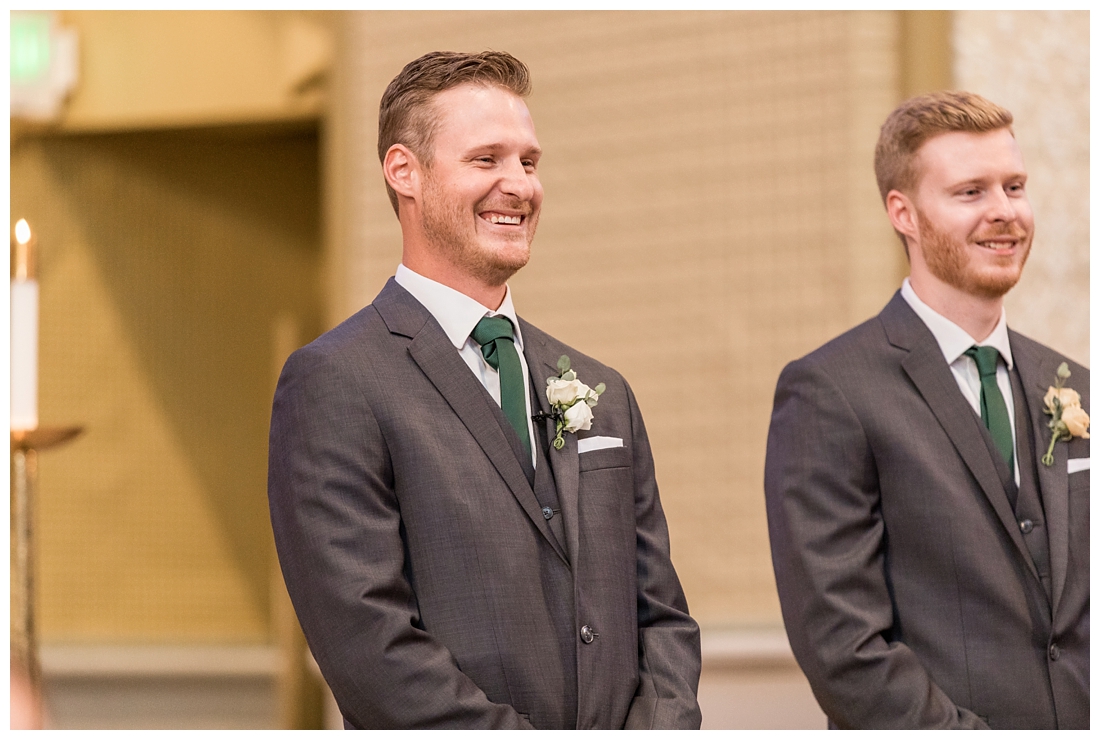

{"left": 1041, "top": 362, "right": 1090, "bottom": 466}
{"left": 541, "top": 355, "right": 605, "bottom": 450}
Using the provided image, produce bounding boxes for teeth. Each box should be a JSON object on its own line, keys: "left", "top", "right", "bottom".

{"left": 488, "top": 214, "right": 521, "bottom": 225}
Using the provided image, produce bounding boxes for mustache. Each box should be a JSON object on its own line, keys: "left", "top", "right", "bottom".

{"left": 972, "top": 223, "right": 1030, "bottom": 241}
{"left": 477, "top": 198, "right": 534, "bottom": 216}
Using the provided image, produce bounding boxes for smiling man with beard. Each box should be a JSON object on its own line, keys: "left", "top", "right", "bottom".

{"left": 765, "top": 91, "right": 1089, "bottom": 729}
{"left": 267, "top": 51, "right": 701, "bottom": 730}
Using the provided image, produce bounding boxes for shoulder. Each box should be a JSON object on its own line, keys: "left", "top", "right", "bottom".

{"left": 520, "top": 319, "right": 628, "bottom": 390}
{"left": 1008, "top": 329, "right": 1090, "bottom": 405}
{"left": 286, "top": 304, "right": 384, "bottom": 374}
{"left": 779, "top": 312, "right": 895, "bottom": 389}
{"left": 1009, "top": 330, "right": 1089, "bottom": 376}
{"left": 291, "top": 278, "right": 430, "bottom": 365}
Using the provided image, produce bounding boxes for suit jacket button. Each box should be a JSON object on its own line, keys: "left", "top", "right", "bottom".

{"left": 542, "top": 507, "right": 554, "bottom": 520}
{"left": 1019, "top": 519, "right": 1034, "bottom": 534}
{"left": 1049, "top": 643, "right": 1061, "bottom": 661}
{"left": 580, "top": 625, "right": 597, "bottom": 644}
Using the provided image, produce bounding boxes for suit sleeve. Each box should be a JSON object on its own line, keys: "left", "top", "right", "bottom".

{"left": 764, "top": 359, "right": 989, "bottom": 729}
{"left": 621, "top": 381, "right": 703, "bottom": 730}
{"left": 267, "top": 346, "right": 533, "bottom": 729}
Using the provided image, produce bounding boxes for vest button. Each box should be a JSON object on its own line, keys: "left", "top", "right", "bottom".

{"left": 1019, "top": 519, "right": 1034, "bottom": 534}
{"left": 1049, "top": 643, "right": 1061, "bottom": 661}
{"left": 542, "top": 507, "right": 554, "bottom": 520}
{"left": 580, "top": 625, "right": 597, "bottom": 644}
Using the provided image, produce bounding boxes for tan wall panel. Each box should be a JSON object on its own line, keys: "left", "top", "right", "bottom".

{"left": 328, "top": 11, "right": 904, "bottom": 626}
{"left": 12, "top": 129, "right": 322, "bottom": 640}
{"left": 53, "top": 10, "right": 328, "bottom": 131}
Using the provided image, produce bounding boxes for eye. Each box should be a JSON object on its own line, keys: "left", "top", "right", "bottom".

{"left": 522, "top": 159, "right": 537, "bottom": 170}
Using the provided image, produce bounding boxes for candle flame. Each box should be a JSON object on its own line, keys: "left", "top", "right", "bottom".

{"left": 15, "top": 219, "right": 31, "bottom": 245}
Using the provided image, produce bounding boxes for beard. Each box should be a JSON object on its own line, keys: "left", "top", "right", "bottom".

{"left": 917, "top": 210, "right": 1032, "bottom": 300}
{"left": 419, "top": 173, "right": 538, "bottom": 288}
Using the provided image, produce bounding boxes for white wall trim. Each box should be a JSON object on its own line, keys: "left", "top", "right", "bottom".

{"left": 700, "top": 626, "right": 797, "bottom": 669}
{"left": 41, "top": 628, "right": 795, "bottom": 679}
{"left": 40, "top": 643, "right": 280, "bottom": 678}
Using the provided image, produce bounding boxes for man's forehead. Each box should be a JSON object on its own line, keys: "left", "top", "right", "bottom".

{"left": 915, "top": 128, "right": 1025, "bottom": 184}
{"left": 429, "top": 83, "right": 539, "bottom": 148}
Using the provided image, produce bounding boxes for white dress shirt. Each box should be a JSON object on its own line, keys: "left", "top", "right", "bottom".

{"left": 901, "top": 278, "right": 1019, "bottom": 484}
{"left": 395, "top": 264, "right": 537, "bottom": 468}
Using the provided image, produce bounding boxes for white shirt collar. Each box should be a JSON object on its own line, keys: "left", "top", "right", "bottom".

{"left": 395, "top": 264, "right": 524, "bottom": 351}
{"left": 900, "top": 277, "right": 1013, "bottom": 369}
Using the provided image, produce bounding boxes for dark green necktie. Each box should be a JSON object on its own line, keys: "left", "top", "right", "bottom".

{"left": 964, "top": 345, "right": 1014, "bottom": 472}
{"left": 471, "top": 316, "right": 531, "bottom": 458}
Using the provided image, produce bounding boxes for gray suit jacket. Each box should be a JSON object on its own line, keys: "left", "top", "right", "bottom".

{"left": 765, "top": 292, "right": 1089, "bottom": 729}
{"left": 268, "top": 279, "right": 701, "bottom": 729}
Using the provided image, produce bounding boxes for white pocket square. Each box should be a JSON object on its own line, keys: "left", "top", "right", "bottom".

{"left": 577, "top": 436, "right": 623, "bottom": 454}
{"left": 1067, "top": 458, "right": 1090, "bottom": 474}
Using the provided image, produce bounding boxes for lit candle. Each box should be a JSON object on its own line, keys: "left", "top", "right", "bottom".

{"left": 11, "top": 219, "right": 38, "bottom": 432}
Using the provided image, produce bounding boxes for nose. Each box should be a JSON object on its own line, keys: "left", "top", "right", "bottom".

{"left": 498, "top": 156, "right": 538, "bottom": 202}
{"left": 987, "top": 186, "right": 1019, "bottom": 223}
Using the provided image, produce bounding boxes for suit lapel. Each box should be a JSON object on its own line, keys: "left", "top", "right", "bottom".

{"left": 375, "top": 280, "right": 568, "bottom": 564}
{"left": 522, "top": 320, "right": 582, "bottom": 566}
{"left": 1011, "top": 333, "right": 1069, "bottom": 614}
{"left": 881, "top": 294, "right": 1040, "bottom": 583}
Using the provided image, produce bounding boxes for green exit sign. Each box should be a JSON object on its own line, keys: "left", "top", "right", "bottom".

{"left": 11, "top": 12, "right": 51, "bottom": 84}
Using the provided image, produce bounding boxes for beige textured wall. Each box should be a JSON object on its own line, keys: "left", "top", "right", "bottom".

{"left": 12, "top": 129, "right": 322, "bottom": 640}
{"left": 953, "top": 11, "right": 1090, "bottom": 366}
{"left": 327, "top": 10, "right": 905, "bottom": 626}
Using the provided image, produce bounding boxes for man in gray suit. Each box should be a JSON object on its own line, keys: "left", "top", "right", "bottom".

{"left": 268, "top": 51, "right": 701, "bottom": 730}
{"left": 765, "top": 91, "right": 1089, "bottom": 729}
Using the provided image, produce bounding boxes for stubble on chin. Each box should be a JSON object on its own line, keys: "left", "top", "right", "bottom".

{"left": 917, "top": 211, "right": 1031, "bottom": 300}
{"left": 421, "top": 187, "right": 537, "bottom": 287}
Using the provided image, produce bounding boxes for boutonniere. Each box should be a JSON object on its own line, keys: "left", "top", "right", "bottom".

{"left": 538, "top": 355, "right": 606, "bottom": 450}
{"left": 1041, "top": 362, "right": 1090, "bottom": 466}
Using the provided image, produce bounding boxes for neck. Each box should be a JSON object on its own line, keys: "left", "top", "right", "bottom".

{"left": 402, "top": 250, "right": 507, "bottom": 310}
{"left": 908, "top": 272, "right": 1004, "bottom": 342}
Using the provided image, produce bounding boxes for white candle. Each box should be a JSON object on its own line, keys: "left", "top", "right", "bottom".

{"left": 11, "top": 219, "right": 38, "bottom": 432}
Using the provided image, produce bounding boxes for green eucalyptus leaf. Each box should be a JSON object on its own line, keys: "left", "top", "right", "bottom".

{"left": 1057, "top": 362, "right": 1071, "bottom": 380}
{"left": 557, "top": 355, "right": 571, "bottom": 373}
{"left": 593, "top": 382, "right": 606, "bottom": 396}
{"left": 562, "top": 370, "right": 577, "bottom": 382}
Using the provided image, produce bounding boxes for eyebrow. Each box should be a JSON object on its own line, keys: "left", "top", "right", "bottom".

{"left": 463, "top": 142, "right": 542, "bottom": 157}
{"left": 947, "top": 171, "right": 1027, "bottom": 189}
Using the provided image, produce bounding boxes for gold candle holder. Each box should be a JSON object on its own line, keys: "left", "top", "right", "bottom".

{"left": 11, "top": 427, "right": 82, "bottom": 693}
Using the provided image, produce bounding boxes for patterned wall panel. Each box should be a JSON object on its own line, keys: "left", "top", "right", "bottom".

{"left": 11, "top": 129, "right": 322, "bottom": 639}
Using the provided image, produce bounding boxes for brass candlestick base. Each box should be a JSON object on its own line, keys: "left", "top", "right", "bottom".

{"left": 11, "top": 425, "right": 82, "bottom": 692}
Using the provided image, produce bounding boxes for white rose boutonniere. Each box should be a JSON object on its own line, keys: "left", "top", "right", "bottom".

{"left": 541, "top": 355, "right": 605, "bottom": 450}
{"left": 1041, "top": 362, "right": 1090, "bottom": 466}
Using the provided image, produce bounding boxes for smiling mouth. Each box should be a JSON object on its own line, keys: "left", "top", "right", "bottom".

{"left": 975, "top": 239, "right": 1018, "bottom": 250}
{"left": 483, "top": 213, "right": 524, "bottom": 225}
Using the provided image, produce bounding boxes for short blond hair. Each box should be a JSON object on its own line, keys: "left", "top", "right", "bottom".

{"left": 874, "top": 90, "right": 1014, "bottom": 202}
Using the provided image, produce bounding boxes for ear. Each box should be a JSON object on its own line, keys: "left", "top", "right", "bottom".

{"left": 383, "top": 144, "right": 421, "bottom": 202}
{"left": 885, "top": 189, "right": 919, "bottom": 248}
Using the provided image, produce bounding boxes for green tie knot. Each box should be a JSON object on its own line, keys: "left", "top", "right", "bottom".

{"left": 472, "top": 316, "right": 515, "bottom": 370}
{"left": 966, "top": 345, "right": 1000, "bottom": 378}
